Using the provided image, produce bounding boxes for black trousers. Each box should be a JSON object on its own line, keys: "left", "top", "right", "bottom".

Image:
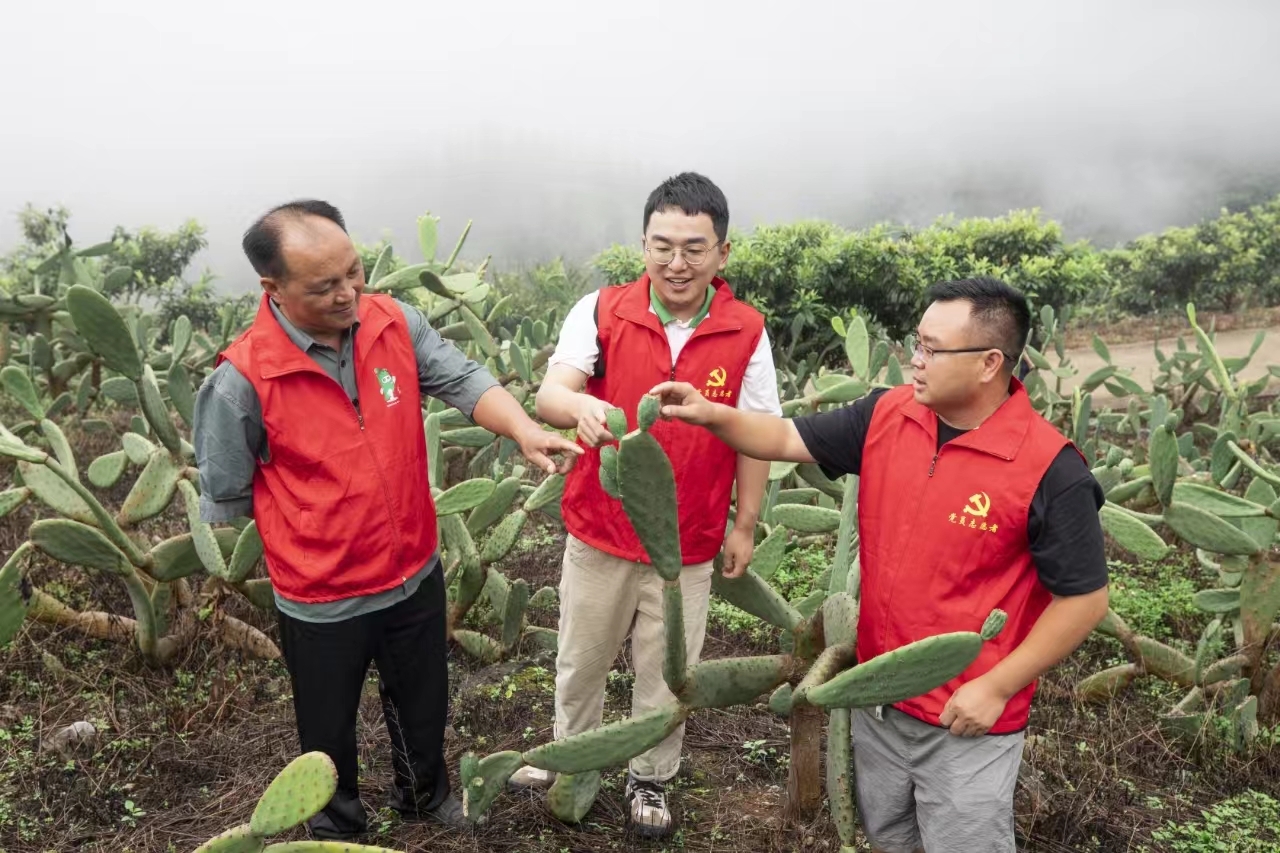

{"left": 277, "top": 567, "right": 450, "bottom": 834}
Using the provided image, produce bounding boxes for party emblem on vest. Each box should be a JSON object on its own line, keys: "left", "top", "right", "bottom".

{"left": 949, "top": 491, "right": 998, "bottom": 533}
{"left": 702, "top": 367, "right": 733, "bottom": 400}
{"left": 374, "top": 368, "right": 400, "bottom": 406}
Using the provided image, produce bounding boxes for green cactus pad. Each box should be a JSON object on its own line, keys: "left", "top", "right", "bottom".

{"left": 87, "top": 450, "right": 129, "bottom": 489}
{"left": 522, "top": 473, "right": 565, "bottom": 512}
{"left": 179, "top": 480, "right": 230, "bottom": 579}
{"left": 523, "top": 625, "right": 559, "bottom": 653}
{"left": 1171, "top": 482, "right": 1268, "bottom": 517}
{"left": 440, "top": 513, "right": 480, "bottom": 568}
{"left": 460, "top": 305, "right": 497, "bottom": 357}
{"left": 1099, "top": 504, "right": 1170, "bottom": 561}
{"left": 461, "top": 750, "right": 522, "bottom": 822}
{"left": 546, "top": 770, "right": 601, "bottom": 824}
{"left": 827, "top": 708, "right": 856, "bottom": 845}
{"left": 605, "top": 407, "right": 628, "bottom": 441}
{"left": 139, "top": 365, "right": 182, "bottom": 455}
{"left": 440, "top": 426, "right": 497, "bottom": 448}
{"left": 168, "top": 362, "right": 196, "bottom": 428}
{"left": 0, "top": 543, "right": 33, "bottom": 646}
{"left": 711, "top": 568, "right": 802, "bottom": 632}
{"left": 774, "top": 488, "right": 821, "bottom": 505}
{"left": 1163, "top": 502, "right": 1263, "bottom": 556}
{"left": 262, "top": 843, "right": 401, "bottom": 853}
{"left": 0, "top": 487, "right": 29, "bottom": 521}
{"left": 1096, "top": 608, "right": 1133, "bottom": 641}
{"left": 66, "top": 285, "right": 143, "bottom": 380}
{"left": 677, "top": 655, "right": 791, "bottom": 709}
{"left": 822, "top": 592, "right": 859, "bottom": 648}
{"left": 30, "top": 519, "right": 132, "bottom": 575}
{"left": 150, "top": 533, "right": 208, "bottom": 582}
{"left": 119, "top": 450, "right": 181, "bottom": 525}
{"left": 528, "top": 586, "right": 557, "bottom": 609}
{"left": 1105, "top": 475, "right": 1152, "bottom": 506}
{"left": 814, "top": 377, "right": 868, "bottom": 406}
{"left": 454, "top": 629, "right": 502, "bottom": 663}
{"left": 1135, "top": 636, "right": 1196, "bottom": 686}
{"left": 617, "top": 431, "right": 682, "bottom": 581}
{"left": 1210, "top": 433, "right": 1240, "bottom": 485}
{"left": 522, "top": 705, "right": 688, "bottom": 774}
{"left": 980, "top": 609, "right": 1008, "bottom": 641}
{"left": 1192, "top": 588, "right": 1241, "bottom": 613}
{"left": 795, "top": 462, "right": 845, "bottom": 499}
{"left": 807, "top": 631, "right": 984, "bottom": 710}
{"left": 38, "top": 420, "right": 77, "bottom": 481}
{"left": 1148, "top": 425, "right": 1178, "bottom": 507}
{"left": 1241, "top": 479, "right": 1279, "bottom": 551}
{"left": 227, "top": 522, "right": 264, "bottom": 584}
{"left": 771, "top": 504, "right": 842, "bottom": 534}
{"left": 121, "top": 432, "right": 155, "bottom": 466}
{"left": 18, "top": 461, "right": 95, "bottom": 524}
{"left": 1075, "top": 663, "right": 1138, "bottom": 702}
{"left": 1240, "top": 553, "right": 1280, "bottom": 655}
{"left": 466, "top": 476, "right": 521, "bottom": 534}
{"left": 249, "top": 751, "right": 339, "bottom": 836}
{"left": 501, "top": 579, "right": 530, "bottom": 649}
{"left": 191, "top": 823, "right": 265, "bottom": 853}
{"left": 751, "top": 526, "right": 789, "bottom": 581}
{"left": 1, "top": 366, "right": 44, "bottom": 420}
{"left": 238, "top": 579, "right": 277, "bottom": 611}
{"left": 768, "top": 682, "right": 793, "bottom": 716}
{"left": 662, "top": 581, "right": 687, "bottom": 692}
{"left": 1200, "top": 654, "right": 1248, "bottom": 686}
{"left": 637, "top": 394, "right": 660, "bottom": 432}
{"left": 435, "top": 477, "right": 498, "bottom": 516}
{"left": 481, "top": 509, "right": 527, "bottom": 565}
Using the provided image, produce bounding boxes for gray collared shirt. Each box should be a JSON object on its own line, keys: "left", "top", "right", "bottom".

{"left": 192, "top": 297, "right": 498, "bottom": 622}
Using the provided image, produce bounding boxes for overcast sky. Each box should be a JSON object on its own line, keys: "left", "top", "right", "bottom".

{"left": 2, "top": 0, "right": 1278, "bottom": 293}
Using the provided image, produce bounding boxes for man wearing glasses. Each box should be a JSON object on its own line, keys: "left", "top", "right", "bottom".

{"left": 648, "top": 278, "right": 1108, "bottom": 853}
{"left": 517, "top": 172, "right": 781, "bottom": 837}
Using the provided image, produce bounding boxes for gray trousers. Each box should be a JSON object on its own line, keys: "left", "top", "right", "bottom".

{"left": 852, "top": 706, "right": 1024, "bottom": 853}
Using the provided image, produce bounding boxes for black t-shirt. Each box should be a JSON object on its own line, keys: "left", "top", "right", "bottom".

{"left": 793, "top": 388, "right": 1108, "bottom": 597}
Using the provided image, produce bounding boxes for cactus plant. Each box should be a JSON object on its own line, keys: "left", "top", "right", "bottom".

{"left": 457, "top": 394, "right": 1006, "bottom": 844}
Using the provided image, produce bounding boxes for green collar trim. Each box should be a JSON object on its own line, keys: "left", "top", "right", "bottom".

{"left": 650, "top": 282, "right": 715, "bottom": 327}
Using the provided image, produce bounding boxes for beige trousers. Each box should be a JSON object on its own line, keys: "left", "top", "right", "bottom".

{"left": 553, "top": 534, "right": 715, "bottom": 782}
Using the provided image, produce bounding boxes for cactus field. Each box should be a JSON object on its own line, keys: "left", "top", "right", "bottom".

{"left": 0, "top": 213, "right": 1278, "bottom": 852}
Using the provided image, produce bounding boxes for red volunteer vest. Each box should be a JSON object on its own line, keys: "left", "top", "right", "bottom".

{"left": 857, "top": 380, "right": 1072, "bottom": 733}
{"left": 561, "top": 276, "right": 765, "bottom": 565}
{"left": 218, "top": 294, "right": 438, "bottom": 603}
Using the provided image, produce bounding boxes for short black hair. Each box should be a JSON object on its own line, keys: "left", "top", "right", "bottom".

{"left": 643, "top": 172, "right": 729, "bottom": 242}
{"left": 924, "top": 277, "right": 1031, "bottom": 374}
{"left": 242, "top": 199, "right": 347, "bottom": 279}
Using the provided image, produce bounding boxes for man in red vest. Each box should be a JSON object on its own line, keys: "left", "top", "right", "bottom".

{"left": 650, "top": 278, "right": 1109, "bottom": 853}
{"left": 513, "top": 173, "right": 781, "bottom": 837}
{"left": 193, "top": 200, "right": 580, "bottom": 840}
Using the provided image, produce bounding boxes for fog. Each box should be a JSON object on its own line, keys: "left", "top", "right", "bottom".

{"left": 2, "top": 0, "right": 1278, "bottom": 293}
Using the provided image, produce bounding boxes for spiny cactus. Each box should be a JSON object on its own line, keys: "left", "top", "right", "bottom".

{"left": 1080, "top": 306, "right": 1280, "bottom": 747}
{"left": 188, "top": 751, "right": 405, "bottom": 853}
{"left": 458, "top": 393, "right": 1006, "bottom": 849}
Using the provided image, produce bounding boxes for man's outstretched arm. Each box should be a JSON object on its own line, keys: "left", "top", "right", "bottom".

{"left": 649, "top": 381, "right": 814, "bottom": 463}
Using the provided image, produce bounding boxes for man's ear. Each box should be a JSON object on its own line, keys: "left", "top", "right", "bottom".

{"left": 718, "top": 240, "right": 731, "bottom": 272}
{"left": 261, "top": 277, "right": 281, "bottom": 303}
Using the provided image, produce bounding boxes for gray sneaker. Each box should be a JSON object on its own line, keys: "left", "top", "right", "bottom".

{"left": 625, "top": 775, "right": 672, "bottom": 838}
{"left": 507, "top": 764, "right": 557, "bottom": 792}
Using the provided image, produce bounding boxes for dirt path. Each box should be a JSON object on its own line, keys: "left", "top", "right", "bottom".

{"left": 1059, "top": 324, "right": 1280, "bottom": 403}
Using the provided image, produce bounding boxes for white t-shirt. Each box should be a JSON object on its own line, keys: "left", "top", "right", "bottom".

{"left": 548, "top": 289, "right": 784, "bottom": 416}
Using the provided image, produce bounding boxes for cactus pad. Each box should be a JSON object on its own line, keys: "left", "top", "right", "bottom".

{"left": 546, "top": 770, "right": 601, "bottom": 824}
{"left": 1162, "top": 502, "right": 1263, "bottom": 556}
{"left": 249, "top": 751, "right": 338, "bottom": 836}
{"left": 617, "top": 431, "right": 682, "bottom": 581}
{"left": 711, "top": 568, "right": 802, "bottom": 632}
{"left": 0, "top": 543, "right": 33, "bottom": 646}
{"left": 454, "top": 629, "right": 502, "bottom": 663}
{"left": 481, "top": 509, "right": 527, "bottom": 565}
{"left": 227, "top": 521, "right": 264, "bottom": 584}
{"left": 1, "top": 365, "right": 45, "bottom": 420}
{"left": 522, "top": 705, "right": 687, "bottom": 774}
{"left": 637, "top": 394, "right": 660, "bottom": 432}
{"left": 435, "top": 477, "right": 498, "bottom": 516}
{"left": 1148, "top": 425, "right": 1177, "bottom": 507}
{"left": 461, "top": 750, "right": 522, "bottom": 821}
{"left": 827, "top": 708, "right": 856, "bottom": 846}
{"left": 822, "top": 592, "right": 859, "bottom": 648}
{"left": 1134, "top": 637, "right": 1196, "bottom": 686}
{"left": 88, "top": 450, "right": 129, "bottom": 489}
{"left": 30, "top": 519, "right": 133, "bottom": 575}
{"left": 522, "top": 473, "right": 564, "bottom": 512}
{"left": 191, "top": 823, "right": 265, "bottom": 853}
{"left": 119, "top": 450, "right": 181, "bottom": 525}
{"left": 1099, "top": 504, "right": 1169, "bottom": 561}
{"left": 807, "top": 631, "right": 984, "bottom": 710}
{"left": 179, "top": 480, "right": 231, "bottom": 579}
{"left": 980, "top": 609, "right": 1008, "bottom": 641}
{"left": 750, "top": 526, "right": 789, "bottom": 581}
{"left": 262, "top": 843, "right": 400, "bottom": 853}
{"left": 65, "top": 285, "right": 143, "bottom": 380}
{"left": 598, "top": 444, "right": 620, "bottom": 499}
{"left": 605, "top": 407, "right": 628, "bottom": 441}
{"left": 0, "top": 487, "right": 31, "bottom": 519}
{"left": 466, "top": 476, "right": 521, "bottom": 534}
{"left": 140, "top": 365, "right": 182, "bottom": 455}
{"left": 501, "top": 579, "right": 530, "bottom": 649}
{"left": 1075, "top": 663, "right": 1139, "bottom": 701}
{"left": 677, "top": 655, "right": 791, "bottom": 709}
{"left": 17, "top": 460, "right": 94, "bottom": 524}
{"left": 771, "top": 504, "right": 842, "bottom": 534}
{"left": 662, "top": 581, "right": 687, "bottom": 692}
